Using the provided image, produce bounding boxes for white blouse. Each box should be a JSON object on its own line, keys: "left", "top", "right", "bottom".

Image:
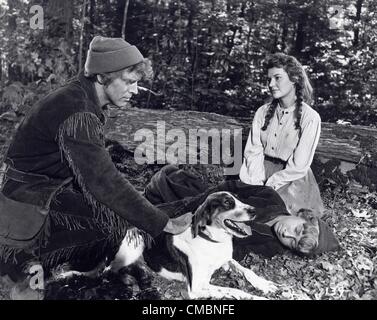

{"left": 239, "top": 101, "right": 321, "bottom": 190}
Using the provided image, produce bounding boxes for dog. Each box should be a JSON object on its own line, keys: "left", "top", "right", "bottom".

{"left": 56, "top": 191, "right": 278, "bottom": 299}
{"left": 107, "top": 191, "right": 278, "bottom": 299}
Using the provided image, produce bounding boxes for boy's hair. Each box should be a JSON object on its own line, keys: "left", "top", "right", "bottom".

{"left": 84, "top": 58, "right": 153, "bottom": 87}
{"left": 295, "top": 209, "right": 320, "bottom": 255}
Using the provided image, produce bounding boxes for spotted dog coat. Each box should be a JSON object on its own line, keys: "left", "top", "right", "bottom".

{"left": 112, "top": 191, "right": 278, "bottom": 299}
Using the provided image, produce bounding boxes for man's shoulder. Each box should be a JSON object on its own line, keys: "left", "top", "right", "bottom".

{"left": 39, "top": 80, "right": 89, "bottom": 112}
{"left": 24, "top": 79, "right": 99, "bottom": 134}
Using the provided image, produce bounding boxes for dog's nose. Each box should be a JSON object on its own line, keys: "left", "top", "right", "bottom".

{"left": 246, "top": 206, "right": 255, "bottom": 212}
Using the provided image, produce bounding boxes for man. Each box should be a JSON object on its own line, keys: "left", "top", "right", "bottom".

{"left": 0, "top": 36, "right": 191, "bottom": 299}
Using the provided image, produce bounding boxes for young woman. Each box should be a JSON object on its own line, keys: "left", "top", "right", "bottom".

{"left": 239, "top": 53, "right": 324, "bottom": 217}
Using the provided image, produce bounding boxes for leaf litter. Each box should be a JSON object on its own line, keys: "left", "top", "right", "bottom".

{"left": 0, "top": 125, "right": 376, "bottom": 300}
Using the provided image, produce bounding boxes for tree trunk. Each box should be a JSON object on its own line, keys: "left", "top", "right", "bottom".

{"left": 78, "top": 0, "right": 88, "bottom": 73}
{"left": 185, "top": 1, "right": 198, "bottom": 111}
{"left": 245, "top": 25, "right": 252, "bottom": 61}
{"left": 281, "top": 11, "right": 288, "bottom": 52}
{"left": 206, "top": 0, "right": 216, "bottom": 68}
{"left": 121, "top": 0, "right": 130, "bottom": 39}
{"left": 353, "top": 0, "right": 363, "bottom": 47}
{"left": 105, "top": 109, "right": 377, "bottom": 191}
{"left": 46, "top": 0, "right": 74, "bottom": 41}
{"left": 88, "top": 0, "right": 97, "bottom": 38}
{"left": 245, "top": 2, "right": 257, "bottom": 60}
{"left": 294, "top": 13, "right": 306, "bottom": 55}
{"left": 225, "top": 0, "right": 237, "bottom": 55}
{"left": 186, "top": 1, "right": 194, "bottom": 59}
{"left": 7, "top": 0, "right": 19, "bottom": 82}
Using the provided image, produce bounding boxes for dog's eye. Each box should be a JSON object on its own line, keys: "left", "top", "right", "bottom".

{"left": 223, "top": 199, "right": 231, "bottom": 207}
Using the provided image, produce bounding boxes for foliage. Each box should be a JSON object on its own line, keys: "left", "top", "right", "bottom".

{"left": 0, "top": 0, "right": 376, "bottom": 125}
{"left": 127, "top": 0, "right": 377, "bottom": 125}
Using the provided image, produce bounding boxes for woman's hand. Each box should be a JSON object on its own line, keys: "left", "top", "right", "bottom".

{"left": 163, "top": 212, "right": 192, "bottom": 235}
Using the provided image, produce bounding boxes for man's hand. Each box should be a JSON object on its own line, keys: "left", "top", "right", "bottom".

{"left": 163, "top": 212, "right": 192, "bottom": 235}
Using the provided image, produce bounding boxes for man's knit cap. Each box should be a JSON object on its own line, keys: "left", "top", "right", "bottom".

{"left": 84, "top": 36, "right": 144, "bottom": 74}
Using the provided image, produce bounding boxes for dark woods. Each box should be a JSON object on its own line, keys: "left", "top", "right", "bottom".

{"left": 1, "top": 0, "right": 376, "bottom": 125}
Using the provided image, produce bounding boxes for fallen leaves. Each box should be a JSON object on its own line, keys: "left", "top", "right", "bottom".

{"left": 320, "top": 261, "right": 335, "bottom": 272}
{"left": 353, "top": 255, "right": 374, "bottom": 273}
{"left": 1, "top": 136, "right": 376, "bottom": 300}
{"left": 350, "top": 208, "right": 373, "bottom": 220}
{"left": 237, "top": 186, "right": 377, "bottom": 301}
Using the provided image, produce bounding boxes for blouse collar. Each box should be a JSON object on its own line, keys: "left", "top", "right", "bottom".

{"left": 277, "top": 101, "right": 296, "bottom": 114}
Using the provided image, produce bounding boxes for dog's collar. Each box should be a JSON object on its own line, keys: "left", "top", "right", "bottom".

{"left": 198, "top": 230, "right": 220, "bottom": 243}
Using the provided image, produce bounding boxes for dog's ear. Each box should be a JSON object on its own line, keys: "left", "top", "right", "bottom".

{"left": 191, "top": 197, "right": 212, "bottom": 238}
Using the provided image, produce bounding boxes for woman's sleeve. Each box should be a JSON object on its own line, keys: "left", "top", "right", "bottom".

{"left": 265, "top": 112, "right": 321, "bottom": 190}
{"left": 56, "top": 112, "right": 169, "bottom": 238}
{"left": 239, "top": 107, "right": 266, "bottom": 185}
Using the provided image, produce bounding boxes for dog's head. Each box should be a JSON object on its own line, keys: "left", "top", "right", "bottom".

{"left": 192, "top": 191, "right": 256, "bottom": 240}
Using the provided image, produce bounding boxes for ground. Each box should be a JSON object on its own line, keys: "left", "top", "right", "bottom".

{"left": 0, "top": 117, "right": 376, "bottom": 300}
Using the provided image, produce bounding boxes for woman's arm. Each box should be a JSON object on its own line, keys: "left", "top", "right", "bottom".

{"left": 239, "top": 106, "right": 266, "bottom": 185}
{"left": 265, "top": 111, "right": 321, "bottom": 190}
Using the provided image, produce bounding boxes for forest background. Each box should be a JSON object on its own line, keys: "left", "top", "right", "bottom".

{"left": 0, "top": 0, "right": 376, "bottom": 126}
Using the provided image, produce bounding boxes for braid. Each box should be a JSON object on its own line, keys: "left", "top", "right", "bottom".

{"left": 261, "top": 99, "right": 278, "bottom": 131}
{"left": 295, "top": 84, "right": 303, "bottom": 135}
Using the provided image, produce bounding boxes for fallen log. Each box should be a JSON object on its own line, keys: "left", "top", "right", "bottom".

{"left": 105, "top": 108, "right": 377, "bottom": 191}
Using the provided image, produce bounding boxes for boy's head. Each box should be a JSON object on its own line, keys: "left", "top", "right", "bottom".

{"left": 273, "top": 209, "right": 340, "bottom": 256}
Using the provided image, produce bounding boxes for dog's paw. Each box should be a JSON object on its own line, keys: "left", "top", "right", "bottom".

{"left": 242, "top": 271, "right": 278, "bottom": 294}
{"left": 231, "top": 292, "right": 256, "bottom": 300}
{"left": 190, "top": 287, "right": 256, "bottom": 300}
{"left": 250, "top": 295, "right": 269, "bottom": 300}
{"left": 251, "top": 278, "right": 278, "bottom": 294}
{"left": 229, "top": 291, "right": 270, "bottom": 300}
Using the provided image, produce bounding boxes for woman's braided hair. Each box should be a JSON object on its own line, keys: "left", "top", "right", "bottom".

{"left": 261, "top": 53, "right": 313, "bottom": 136}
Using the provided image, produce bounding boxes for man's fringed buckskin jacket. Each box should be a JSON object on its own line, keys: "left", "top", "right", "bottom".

{"left": 0, "top": 73, "right": 169, "bottom": 256}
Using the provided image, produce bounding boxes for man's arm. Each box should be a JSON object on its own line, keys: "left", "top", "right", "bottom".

{"left": 56, "top": 111, "right": 169, "bottom": 238}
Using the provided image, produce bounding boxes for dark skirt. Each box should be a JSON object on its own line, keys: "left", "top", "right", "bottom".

{"left": 264, "top": 158, "right": 325, "bottom": 217}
